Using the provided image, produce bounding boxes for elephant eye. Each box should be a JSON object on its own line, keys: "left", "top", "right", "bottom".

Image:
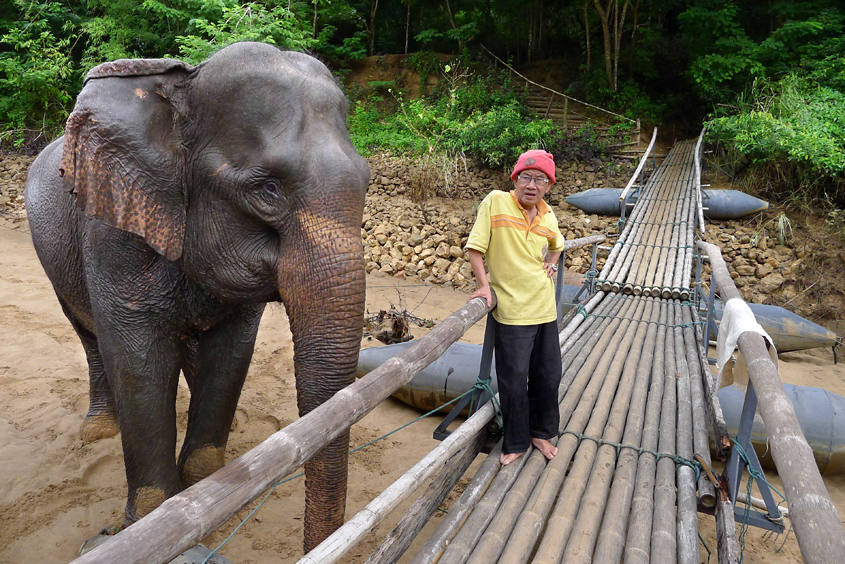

{"left": 262, "top": 178, "right": 281, "bottom": 196}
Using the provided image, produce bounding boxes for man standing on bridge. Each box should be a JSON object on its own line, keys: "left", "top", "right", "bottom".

{"left": 466, "top": 149, "right": 564, "bottom": 466}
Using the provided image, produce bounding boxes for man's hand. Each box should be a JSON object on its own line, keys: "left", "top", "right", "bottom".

{"left": 543, "top": 262, "right": 557, "bottom": 278}
{"left": 469, "top": 285, "right": 493, "bottom": 308}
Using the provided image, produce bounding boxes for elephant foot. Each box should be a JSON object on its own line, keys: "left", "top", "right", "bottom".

{"left": 80, "top": 414, "right": 120, "bottom": 443}
{"left": 180, "top": 445, "right": 226, "bottom": 488}
{"left": 78, "top": 525, "right": 120, "bottom": 556}
{"left": 79, "top": 526, "right": 234, "bottom": 563}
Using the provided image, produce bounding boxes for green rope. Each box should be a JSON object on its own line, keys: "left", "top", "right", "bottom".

{"left": 580, "top": 312, "right": 705, "bottom": 329}
{"left": 732, "top": 440, "right": 787, "bottom": 564}
{"left": 560, "top": 429, "right": 702, "bottom": 481}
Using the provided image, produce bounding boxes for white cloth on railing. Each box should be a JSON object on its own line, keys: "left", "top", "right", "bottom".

{"left": 716, "top": 298, "right": 778, "bottom": 390}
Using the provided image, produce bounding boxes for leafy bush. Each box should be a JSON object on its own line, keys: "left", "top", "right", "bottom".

{"left": 347, "top": 101, "right": 427, "bottom": 156}
{"left": 446, "top": 101, "right": 558, "bottom": 168}
{"left": 706, "top": 75, "right": 845, "bottom": 203}
{"left": 545, "top": 127, "right": 608, "bottom": 164}
{"left": 175, "top": 2, "right": 316, "bottom": 64}
{"left": 0, "top": 0, "right": 80, "bottom": 148}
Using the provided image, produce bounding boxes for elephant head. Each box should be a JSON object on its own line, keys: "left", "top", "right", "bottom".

{"left": 55, "top": 43, "right": 369, "bottom": 550}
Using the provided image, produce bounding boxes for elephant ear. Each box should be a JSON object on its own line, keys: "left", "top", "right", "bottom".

{"left": 59, "top": 58, "right": 195, "bottom": 261}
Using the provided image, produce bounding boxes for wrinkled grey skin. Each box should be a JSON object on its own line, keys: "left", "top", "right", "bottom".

{"left": 24, "top": 42, "right": 369, "bottom": 551}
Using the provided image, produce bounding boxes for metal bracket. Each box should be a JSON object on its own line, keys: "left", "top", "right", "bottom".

{"left": 696, "top": 261, "right": 785, "bottom": 532}
{"left": 433, "top": 312, "right": 497, "bottom": 444}
{"left": 722, "top": 381, "right": 786, "bottom": 533}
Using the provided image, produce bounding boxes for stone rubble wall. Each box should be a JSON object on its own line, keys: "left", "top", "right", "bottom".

{"left": 0, "top": 152, "right": 808, "bottom": 312}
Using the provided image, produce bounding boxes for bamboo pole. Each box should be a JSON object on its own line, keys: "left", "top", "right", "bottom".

{"left": 692, "top": 306, "right": 731, "bottom": 457}
{"left": 632, "top": 170, "right": 682, "bottom": 294}
{"left": 682, "top": 303, "right": 716, "bottom": 507}
{"left": 650, "top": 297, "right": 678, "bottom": 564}
{"left": 558, "top": 299, "right": 660, "bottom": 564}
{"left": 364, "top": 430, "right": 487, "bottom": 564}
{"left": 673, "top": 301, "right": 699, "bottom": 564}
{"left": 515, "top": 298, "right": 648, "bottom": 563}
{"left": 624, "top": 301, "right": 669, "bottom": 564}
{"left": 558, "top": 290, "right": 606, "bottom": 352}
{"left": 559, "top": 295, "right": 629, "bottom": 395}
{"left": 695, "top": 128, "right": 706, "bottom": 236}
{"left": 435, "top": 443, "right": 532, "bottom": 564}
{"left": 698, "top": 241, "right": 845, "bottom": 563}
{"left": 72, "top": 296, "right": 495, "bottom": 564}
{"left": 619, "top": 128, "right": 658, "bottom": 202}
{"left": 408, "top": 443, "right": 502, "bottom": 564}
{"left": 462, "top": 440, "right": 558, "bottom": 564}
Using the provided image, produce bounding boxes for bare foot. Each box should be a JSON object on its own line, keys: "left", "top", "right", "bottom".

{"left": 500, "top": 451, "right": 525, "bottom": 466}
{"left": 531, "top": 437, "right": 558, "bottom": 460}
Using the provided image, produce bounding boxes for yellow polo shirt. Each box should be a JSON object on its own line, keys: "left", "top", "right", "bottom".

{"left": 466, "top": 190, "right": 565, "bottom": 325}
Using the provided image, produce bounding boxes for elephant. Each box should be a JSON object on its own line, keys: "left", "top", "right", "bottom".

{"left": 24, "top": 42, "right": 369, "bottom": 552}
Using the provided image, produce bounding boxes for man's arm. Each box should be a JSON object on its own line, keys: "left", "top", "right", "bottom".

{"left": 467, "top": 248, "right": 493, "bottom": 307}
{"left": 544, "top": 250, "right": 561, "bottom": 278}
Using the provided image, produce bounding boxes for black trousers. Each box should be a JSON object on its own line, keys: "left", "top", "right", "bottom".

{"left": 492, "top": 318, "right": 562, "bottom": 454}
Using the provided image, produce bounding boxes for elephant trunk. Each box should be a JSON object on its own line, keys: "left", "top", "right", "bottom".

{"left": 278, "top": 218, "right": 365, "bottom": 552}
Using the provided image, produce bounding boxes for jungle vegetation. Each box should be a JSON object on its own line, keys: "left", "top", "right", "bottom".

{"left": 2, "top": 1, "right": 844, "bottom": 205}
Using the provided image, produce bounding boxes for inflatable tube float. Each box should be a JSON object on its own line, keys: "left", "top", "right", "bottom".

{"left": 565, "top": 188, "right": 769, "bottom": 220}
{"left": 358, "top": 342, "right": 845, "bottom": 475}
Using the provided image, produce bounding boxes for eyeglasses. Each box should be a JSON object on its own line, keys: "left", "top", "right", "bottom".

{"left": 517, "top": 173, "right": 550, "bottom": 186}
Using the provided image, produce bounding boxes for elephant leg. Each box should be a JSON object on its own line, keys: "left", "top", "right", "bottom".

{"left": 57, "top": 298, "right": 119, "bottom": 443}
{"left": 304, "top": 432, "right": 351, "bottom": 550}
{"left": 93, "top": 315, "right": 183, "bottom": 524}
{"left": 177, "top": 304, "right": 264, "bottom": 489}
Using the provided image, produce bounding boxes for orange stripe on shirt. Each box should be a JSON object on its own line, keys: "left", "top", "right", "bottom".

{"left": 491, "top": 214, "right": 527, "bottom": 230}
{"left": 531, "top": 225, "right": 558, "bottom": 239}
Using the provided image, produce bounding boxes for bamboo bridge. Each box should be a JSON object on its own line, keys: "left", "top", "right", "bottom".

{"left": 72, "top": 135, "right": 845, "bottom": 564}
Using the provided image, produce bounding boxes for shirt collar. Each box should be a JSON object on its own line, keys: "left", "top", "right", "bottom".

{"left": 509, "top": 190, "right": 551, "bottom": 216}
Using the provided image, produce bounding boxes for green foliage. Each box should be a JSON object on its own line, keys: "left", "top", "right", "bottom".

{"left": 315, "top": 24, "right": 366, "bottom": 61}
{"left": 0, "top": 0, "right": 80, "bottom": 147}
{"left": 680, "top": 4, "right": 845, "bottom": 103}
{"left": 403, "top": 50, "right": 441, "bottom": 87}
{"left": 347, "top": 101, "right": 427, "bottom": 156}
{"left": 706, "top": 75, "right": 845, "bottom": 202}
{"left": 446, "top": 101, "right": 557, "bottom": 168}
{"left": 175, "top": 2, "right": 316, "bottom": 64}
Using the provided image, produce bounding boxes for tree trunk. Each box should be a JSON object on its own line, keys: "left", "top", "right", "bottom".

{"left": 444, "top": 0, "right": 462, "bottom": 51}
{"left": 405, "top": 0, "right": 411, "bottom": 54}
{"left": 592, "top": 0, "right": 614, "bottom": 90}
{"left": 613, "top": 1, "right": 630, "bottom": 92}
{"left": 368, "top": 0, "right": 379, "bottom": 56}
{"left": 584, "top": 0, "right": 591, "bottom": 74}
{"left": 628, "top": 0, "right": 640, "bottom": 76}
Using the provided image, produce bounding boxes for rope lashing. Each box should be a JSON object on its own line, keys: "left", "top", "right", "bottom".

{"left": 560, "top": 429, "right": 703, "bottom": 481}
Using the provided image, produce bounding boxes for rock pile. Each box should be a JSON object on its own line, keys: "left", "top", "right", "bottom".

{"left": 361, "top": 153, "right": 628, "bottom": 288}
{"left": 1, "top": 151, "right": 835, "bottom": 319}
{"left": 0, "top": 154, "right": 34, "bottom": 215}
{"left": 700, "top": 221, "right": 803, "bottom": 307}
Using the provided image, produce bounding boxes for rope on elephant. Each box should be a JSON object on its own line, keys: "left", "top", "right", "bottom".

{"left": 201, "top": 384, "right": 497, "bottom": 563}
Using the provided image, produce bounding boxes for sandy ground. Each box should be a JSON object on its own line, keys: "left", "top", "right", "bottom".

{"left": 1, "top": 213, "right": 844, "bottom": 564}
